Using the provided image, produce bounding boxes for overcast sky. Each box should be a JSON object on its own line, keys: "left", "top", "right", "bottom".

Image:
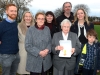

{"left": 29, "top": 0, "right": 100, "bottom": 17}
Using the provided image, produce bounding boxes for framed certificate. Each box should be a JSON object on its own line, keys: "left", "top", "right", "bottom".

{"left": 59, "top": 40, "right": 72, "bottom": 57}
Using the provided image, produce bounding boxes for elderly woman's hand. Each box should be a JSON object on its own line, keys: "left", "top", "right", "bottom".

{"left": 55, "top": 46, "right": 63, "bottom": 51}
{"left": 39, "top": 51, "right": 47, "bottom": 57}
{"left": 39, "top": 49, "right": 49, "bottom": 57}
{"left": 44, "top": 49, "right": 49, "bottom": 54}
{"left": 71, "top": 48, "right": 75, "bottom": 55}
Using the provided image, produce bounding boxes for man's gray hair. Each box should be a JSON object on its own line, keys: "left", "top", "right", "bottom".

{"left": 60, "top": 19, "right": 71, "bottom": 27}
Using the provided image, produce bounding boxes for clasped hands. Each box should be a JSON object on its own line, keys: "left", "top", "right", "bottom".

{"left": 55, "top": 45, "right": 75, "bottom": 55}
{"left": 39, "top": 49, "right": 49, "bottom": 58}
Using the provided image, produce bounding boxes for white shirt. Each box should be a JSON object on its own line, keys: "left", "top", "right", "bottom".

{"left": 62, "top": 32, "right": 68, "bottom": 41}
{"left": 78, "top": 23, "right": 86, "bottom": 38}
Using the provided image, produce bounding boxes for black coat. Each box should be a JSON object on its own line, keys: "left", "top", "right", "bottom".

{"left": 70, "top": 21, "right": 94, "bottom": 44}
{"left": 45, "top": 24, "right": 59, "bottom": 38}
{"left": 56, "top": 12, "right": 74, "bottom": 31}
{"left": 70, "top": 21, "right": 94, "bottom": 35}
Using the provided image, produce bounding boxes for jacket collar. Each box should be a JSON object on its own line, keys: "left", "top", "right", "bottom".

{"left": 59, "top": 31, "right": 72, "bottom": 40}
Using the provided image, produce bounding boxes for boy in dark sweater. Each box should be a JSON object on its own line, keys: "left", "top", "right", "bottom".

{"left": 0, "top": 4, "right": 19, "bottom": 75}
{"left": 76, "top": 29, "right": 100, "bottom": 75}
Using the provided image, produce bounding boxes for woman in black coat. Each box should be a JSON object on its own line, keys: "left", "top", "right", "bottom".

{"left": 45, "top": 11, "right": 59, "bottom": 75}
{"left": 70, "top": 8, "right": 94, "bottom": 45}
{"left": 70, "top": 8, "right": 94, "bottom": 75}
{"left": 45, "top": 11, "right": 59, "bottom": 38}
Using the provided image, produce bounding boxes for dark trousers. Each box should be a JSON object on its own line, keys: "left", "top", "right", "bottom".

{"left": 30, "top": 72, "right": 47, "bottom": 75}
{"left": 30, "top": 66, "right": 47, "bottom": 75}
{"left": 48, "top": 65, "right": 53, "bottom": 75}
{"left": 82, "top": 68, "right": 94, "bottom": 75}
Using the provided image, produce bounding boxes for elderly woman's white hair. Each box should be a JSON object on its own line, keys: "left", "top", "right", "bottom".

{"left": 60, "top": 19, "right": 71, "bottom": 27}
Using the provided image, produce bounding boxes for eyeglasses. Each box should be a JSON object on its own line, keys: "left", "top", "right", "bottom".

{"left": 37, "top": 18, "right": 45, "bottom": 20}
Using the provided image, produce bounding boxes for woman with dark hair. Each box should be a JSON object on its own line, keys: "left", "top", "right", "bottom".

{"left": 45, "top": 11, "right": 59, "bottom": 75}
{"left": 45, "top": 11, "right": 59, "bottom": 37}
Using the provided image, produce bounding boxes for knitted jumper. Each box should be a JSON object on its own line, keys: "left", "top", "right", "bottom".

{"left": 0, "top": 19, "right": 19, "bottom": 54}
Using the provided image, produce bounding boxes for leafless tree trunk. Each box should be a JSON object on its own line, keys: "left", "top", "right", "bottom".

{"left": 0, "top": 0, "right": 33, "bottom": 22}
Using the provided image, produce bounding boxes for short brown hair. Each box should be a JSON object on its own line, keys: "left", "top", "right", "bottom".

{"left": 35, "top": 12, "right": 45, "bottom": 20}
{"left": 63, "top": 2, "right": 72, "bottom": 8}
{"left": 5, "top": 4, "right": 17, "bottom": 10}
{"left": 87, "top": 29, "right": 97, "bottom": 38}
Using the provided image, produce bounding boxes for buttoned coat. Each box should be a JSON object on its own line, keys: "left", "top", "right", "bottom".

{"left": 52, "top": 31, "right": 81, "bottom": 71}
{"left": 25, "top": 26, "right": 52, "bottom": 73}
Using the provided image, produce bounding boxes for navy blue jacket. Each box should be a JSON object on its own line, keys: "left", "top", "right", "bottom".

{"left": 75, "top": 42, "right": 100, "bottom": 75}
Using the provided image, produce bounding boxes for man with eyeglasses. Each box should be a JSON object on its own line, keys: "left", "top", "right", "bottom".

{"left": 56, "top": 2, "right": 74, "bottom": 31}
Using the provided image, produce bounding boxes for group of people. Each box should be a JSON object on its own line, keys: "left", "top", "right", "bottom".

{"left": 0, "top": 1, "right": 100, "bottom": 75}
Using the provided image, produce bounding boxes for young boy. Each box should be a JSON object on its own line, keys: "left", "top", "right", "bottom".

{"left": 77, "top": 29, "right": 100, "bottom": 75}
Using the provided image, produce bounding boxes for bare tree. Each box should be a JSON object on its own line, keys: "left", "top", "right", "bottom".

{"left": 0, "top": 0, "right": 33, "bottom": 22}
{"left": 0, "top": 0, "right": 7, "bottom": 19}
{"left": 54, "top": 8, "right": 62, "bottom": 18}
{"left": 73, "top": 4, "right": 90, "bottom": 15}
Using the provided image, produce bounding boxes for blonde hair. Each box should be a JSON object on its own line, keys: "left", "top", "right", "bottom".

{"left": 19, "top": 11, "right": 35, "bottom": 35}
{"left": 73, "top": 8, "right": 90, "bottom": 25}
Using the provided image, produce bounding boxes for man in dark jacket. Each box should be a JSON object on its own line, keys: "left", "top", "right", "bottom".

{"left": 56, "top": 2, "right": 74, "bottom": 31}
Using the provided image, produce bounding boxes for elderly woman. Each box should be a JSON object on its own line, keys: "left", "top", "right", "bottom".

{"left": 25, "top": 12, "right": 52, "bottom": 75}
{"left": 52, "top": 19, "right": 81, "bottom": 75}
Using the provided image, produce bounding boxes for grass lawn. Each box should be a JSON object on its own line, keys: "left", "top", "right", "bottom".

{"left": 94, "top": 25, "right": 100, "bottom": 41}
{"left": 97, "top": 72, "right": 100, "bottom": 75}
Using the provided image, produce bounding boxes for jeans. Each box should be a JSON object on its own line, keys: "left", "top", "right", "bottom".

{"left": 0, "top": 53, "right": 20, "bottom": 75}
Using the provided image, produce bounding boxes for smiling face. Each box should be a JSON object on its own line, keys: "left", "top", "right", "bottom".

{"left": 6, "top": 6, "right": 17, "bottom": 20}
{"left": 24, "top": 12, "right": 32, "bottom": 24}
{"left": 46, "top": 14, "right": 53, "bottom": 23}
{"left": 36, "top": 14, "right": 45, "bottom": 27}
{"left": 77, "top": 9, "right": 85, "bottom": 20}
